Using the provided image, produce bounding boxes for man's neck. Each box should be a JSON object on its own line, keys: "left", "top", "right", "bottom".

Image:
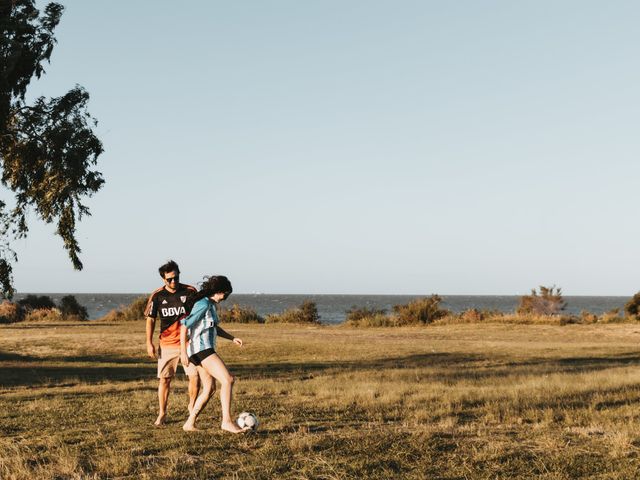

{"left": 165, "top": 285, "right": 177, "bottom": 294}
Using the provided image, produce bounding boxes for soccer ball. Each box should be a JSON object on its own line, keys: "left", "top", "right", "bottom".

{"left": 237, "top": 411, "right": 259, "bottom": 430}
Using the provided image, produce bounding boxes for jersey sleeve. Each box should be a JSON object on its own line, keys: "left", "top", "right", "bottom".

{"left": 181, "top": 299, "right": 208, "bottom": 328}
{"left": 144, "top": 293, "right": 158, "bottom": 318}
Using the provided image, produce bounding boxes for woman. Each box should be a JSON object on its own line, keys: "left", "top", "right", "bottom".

{"left": 179, "top": 275, "right": 248, "bottom": 433}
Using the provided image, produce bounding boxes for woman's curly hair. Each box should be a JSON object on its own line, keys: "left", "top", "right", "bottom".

{"left": 184, "top": 275, "right": 232, "bottom": 315}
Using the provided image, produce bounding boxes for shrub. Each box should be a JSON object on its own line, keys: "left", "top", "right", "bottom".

{"left": 24, "top": 308, "right": 63, "bottom": 322}
{"left": 219, "top": 304, "right": 264, "bottom": 324}
{"left": 600, "top": 308, "right": 625, "bottom": 324}
{"left": 559, "top": 315, "right": 582, "bottom": 325}
{"left": 345, "top": 312, "right": 396, "bottom": 327}
{"left": 624, "top": 292, "right": 640, "bottom": 319}
{"left": 431, "top": 309, "right": 507, "bottom": 325}
{"left": 59, "top": 295, "right": 88, "bottom": 320}
{"left": 516, "top": 286, "right": 566, "bottom": 315}
{"left": 266, "top": 301, "right": 321, "bottom": 324}
{"left": 345, "top": 306, "right": 387, "bottom": 323}
{"left": 392, "top": 295, "right": 449, "bottom": 325}
{"left": 580, "top": 310, "right": 598, "bottom": 324}
{"left": 18, "top": 294, "right": 56, "bottom": 310}
{"left": 99, "top": 296, "right": 148, "bottom": 322}
{"left": 458, "top": 308, "right": 485, "bottom": 323}
{"left": 0, "top": 301, "right": 25, "bottom": 324}
{"left": 300, "top": 301, "right": 320, "bottom": 323}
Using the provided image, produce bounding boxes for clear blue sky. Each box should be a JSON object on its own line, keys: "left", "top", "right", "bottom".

{"left": 13, "top": 0, "right": 640, "bottom": 295}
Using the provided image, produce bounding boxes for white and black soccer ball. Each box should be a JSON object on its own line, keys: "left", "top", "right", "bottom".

{"left": 237, "top": 411, "right": 259, "bottom": 430}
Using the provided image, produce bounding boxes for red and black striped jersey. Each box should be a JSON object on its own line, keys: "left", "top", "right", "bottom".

{"left": 145, "top": 283, "right": 196, "bottom": 347}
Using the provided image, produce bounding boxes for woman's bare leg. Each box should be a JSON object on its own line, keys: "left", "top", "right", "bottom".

{"left": 200, "top": 353, "right": 247, "bottom": 433}
{"left": 183, "top": 366, "right": 214, "bottom": 431}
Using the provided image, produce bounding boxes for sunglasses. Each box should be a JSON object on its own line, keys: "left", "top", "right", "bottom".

{"left": 165, "top": 276, "right": 179, "bottom": 283}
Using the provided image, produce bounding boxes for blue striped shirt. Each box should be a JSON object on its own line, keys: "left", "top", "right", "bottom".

{"left": 181, "top": 298, "right": 219, "bottom": 357}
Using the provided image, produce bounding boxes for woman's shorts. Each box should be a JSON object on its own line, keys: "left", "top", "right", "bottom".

{"left": 189, "top": 348, "right": 216, "bottom": 366}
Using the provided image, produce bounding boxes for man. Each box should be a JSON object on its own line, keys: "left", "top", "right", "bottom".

{"left": 145, "top": 260, "right": 203, "bottom": 426}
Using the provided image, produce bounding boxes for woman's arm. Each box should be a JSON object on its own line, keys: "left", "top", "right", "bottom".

{"left": 180, "top": 324, "right": 190, "bottom": 366}
{"left": 217, "top": 326, "right": 243, "bottom": 347}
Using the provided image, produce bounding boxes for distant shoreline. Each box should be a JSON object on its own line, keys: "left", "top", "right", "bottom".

{"left": 11, "top": 293, "right": 629, "bottom": 323}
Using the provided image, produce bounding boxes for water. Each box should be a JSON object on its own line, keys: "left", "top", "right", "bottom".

{"left": 13, "top": 293, "right": 629, "bottom": 324}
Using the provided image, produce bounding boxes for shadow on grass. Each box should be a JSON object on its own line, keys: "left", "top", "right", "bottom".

{"left": 3, "top": 350, "right": 640, "bottom": 390}
{"left": 233, "top": 351, "right": 640, "bottom": 383}
{"left": 0, "top": 350, "right": 154, "bottom": 388}
{"left": 0, "top": 364, "right": 151, "bottom": 388}
{"left": 0, "top": 322, "right": 107, "bottom": 329}
{"left": 0, "top": 351, "right": 145, "bottom": 364}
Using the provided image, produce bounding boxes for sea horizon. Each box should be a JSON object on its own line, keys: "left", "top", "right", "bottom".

{"left": 12, "top": 293, "right": 631, "bottom": 324}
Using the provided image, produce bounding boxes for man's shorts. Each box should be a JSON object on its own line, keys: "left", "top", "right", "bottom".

{"left": 157, "top": 346, "right": 197, "bottom": 378}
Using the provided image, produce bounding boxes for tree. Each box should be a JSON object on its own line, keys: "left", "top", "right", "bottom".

{"left": 516, "top": 286, "right": 567, "bottom": 315}
{"left": 0, "top": 1, "right": 103, "bottom": 297}
{"left": 624, "top": 292, "right": 640, "bottom": 319}
{"left": 59, "top": 294, "right": 88, "bottom": 320}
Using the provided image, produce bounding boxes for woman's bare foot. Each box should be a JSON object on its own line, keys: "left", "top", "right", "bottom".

{"left": 221, "top": 421, "right": 249, "bottom": 434}
{"left": 154, "top": 413, "right": 166, "bottom": 426}
{"left": 183, "top": 418, "right": 198, "bottom": 432}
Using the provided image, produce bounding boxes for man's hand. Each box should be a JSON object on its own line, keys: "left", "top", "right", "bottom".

{"left": 181, "top": 350, "right": 190, "bottom": 367}
{"left": 146, "top": 342, "right": 157, "bottom": 360}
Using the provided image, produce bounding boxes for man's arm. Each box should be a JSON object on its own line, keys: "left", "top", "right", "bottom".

{"left": 144, "top": 292, "right": 158, "bottom": 359}
{"left": 146, "top": 316, "right": 157, "bottom": 359}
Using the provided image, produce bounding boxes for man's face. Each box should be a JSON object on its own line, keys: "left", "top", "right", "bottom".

{"left": 163, "top": 271, "right": 179, "bottom": 291}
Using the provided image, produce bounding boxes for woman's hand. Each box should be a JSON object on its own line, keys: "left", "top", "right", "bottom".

{"left": 180, "top": 350, "right": 190, "bottom": 367}
{"left": 233, "top": 337, "right": 243, "bottom": 347}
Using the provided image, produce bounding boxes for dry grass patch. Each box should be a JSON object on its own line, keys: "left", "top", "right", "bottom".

{"left": 3, "top": 321, "right": 640, "bottom": 478}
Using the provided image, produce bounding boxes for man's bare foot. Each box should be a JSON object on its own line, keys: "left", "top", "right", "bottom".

{"left": 154, "top": 414, "right": 166, "bottom": 426}
{"left": 221, "top": 421, "right": 249, "bottom": 434}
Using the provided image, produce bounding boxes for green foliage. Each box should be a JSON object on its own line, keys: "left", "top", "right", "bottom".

{"left": 392, "top": 295, "right": 449, "bottom": 325}
{"left": 15, "top": 294, "right": 88, "bottom": 321}
{"left": 17, "top": 294, "right": 55, "bottom": 310}
{"left": 59, "top": 295, "right": 88, "bottom": 320}
{"left": 99, "top": 296, "right": 148, "bottom": 322}
{"left": 0, "top": 1, "right": 104, "bottom": 298}
{"left": 624, "top": 292, "right": 640, "bottom": 319}
{"left": 219, "top": 304, "right": 264, "bottom": 324}
{"left": 266, "top": 300, "right": 321, "bottom": 324}
{"left": 517, "top": 286, "right": 567, "bottom": 316}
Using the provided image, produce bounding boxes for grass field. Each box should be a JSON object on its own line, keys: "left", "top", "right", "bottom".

{"left": 2, "top": 320, "right": 640, "bottom": 479}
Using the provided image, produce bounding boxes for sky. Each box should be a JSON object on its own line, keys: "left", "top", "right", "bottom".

{"left": 11, "top": 0, "right": 640, "bottom": 295}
